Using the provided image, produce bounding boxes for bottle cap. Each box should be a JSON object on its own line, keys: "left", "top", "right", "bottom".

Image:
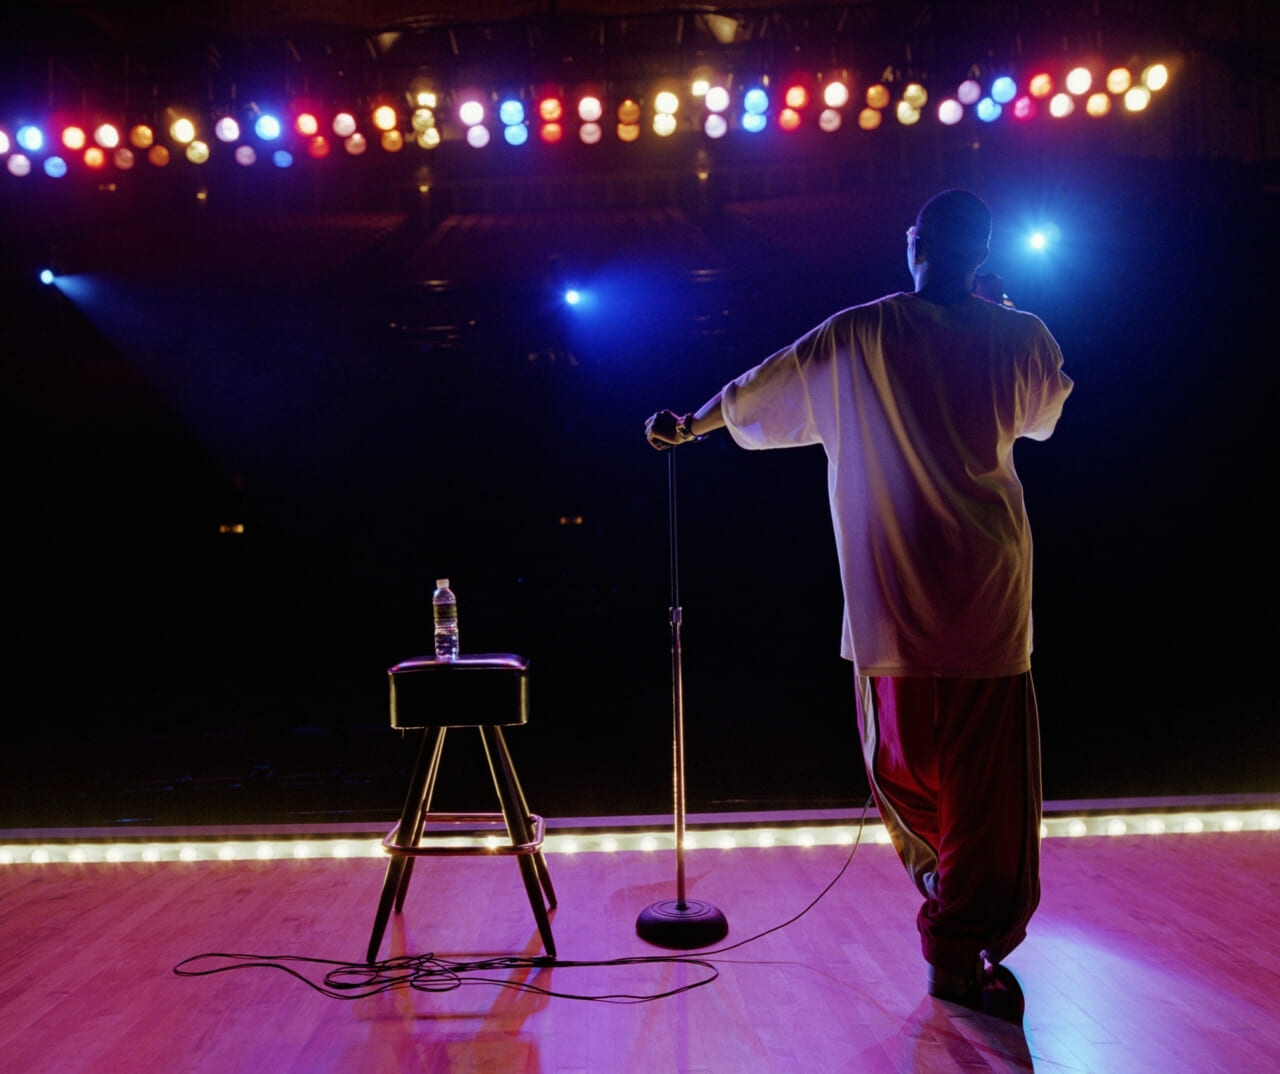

{"left": 435, "top": 578, "right": 450, "bottom": 588}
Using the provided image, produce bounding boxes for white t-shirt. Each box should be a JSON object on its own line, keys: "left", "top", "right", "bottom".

{"left": 722, "top": 292, "right": 1073, "bottom": 677}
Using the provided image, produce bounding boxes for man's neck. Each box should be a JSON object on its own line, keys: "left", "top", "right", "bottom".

{"left": 913, "top": 282, "right": 974, "bottom": 307}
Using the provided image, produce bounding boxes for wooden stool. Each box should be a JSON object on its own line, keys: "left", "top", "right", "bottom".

{"left": 366, "top": 653, "right": 556, "bottom": 963}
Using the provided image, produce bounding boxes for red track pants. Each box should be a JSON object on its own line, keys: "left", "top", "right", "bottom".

{"left": 855, "top": 673, "right": 1042, "bottom": 977}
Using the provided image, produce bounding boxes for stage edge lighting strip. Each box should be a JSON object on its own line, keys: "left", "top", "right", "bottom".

{"left": 0, "top": 809, "right": 1276, "bottom": 865}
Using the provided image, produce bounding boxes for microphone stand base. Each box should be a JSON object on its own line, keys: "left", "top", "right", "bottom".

{"left": 636, "top": 899, "right": 729, "bottom": 949}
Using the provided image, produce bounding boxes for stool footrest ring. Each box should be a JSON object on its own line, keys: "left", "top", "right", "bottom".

{"left": 383, "top": 813, "right": 545, "bottom": 857}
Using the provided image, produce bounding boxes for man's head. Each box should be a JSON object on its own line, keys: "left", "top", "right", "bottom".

{"left": 909, "top": 189, "right": 992, "bottom": 277}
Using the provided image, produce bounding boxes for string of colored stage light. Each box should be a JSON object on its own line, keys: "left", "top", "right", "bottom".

{"left": 172, "top": 799, "right": 872, "bottom": 1004}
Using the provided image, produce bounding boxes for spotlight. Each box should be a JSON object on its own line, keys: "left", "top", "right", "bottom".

{"left": 1142, "top": 63, "right": 1169, "bottom": 91}
{"left": 822, "top": 81, "right": 850, "bottom": 109}
{"left": 704, "top": 86, "right": 730, "bottom": 113}
{"left": 938, "top": 99, "right": 964, "bottom": 126}
{"left": 564, "top": 288, "right": 581, "bottom": 306}
{"left": 1065, "top": 67, "right": 1092, "bottom": 95}
{"left": 44, "top": 156, "right": 68, "bottom": 178}
{"left": 866, "top": 84, "right": 890, "bottom": 110}
{"left": 1026, "top": 224, "right": 1060, "bottom": 251}
{"left": 653, "top": 113, "right": 677, "bottom": 137}
{"left": 61, "top": 126, "right": 87, "bottom": 151}
{"left": 976, "top": 98, "right": 1002, "bottom": 122}
{"left": 499, "top": 99, "right": 525, "bottom": 126}
{"left": 170, "top": 116, "right": 196, "bottom": 144}
{"left": 253, "top": 114, "right": 282, "bottom": 140}
{"left": 1123, "top": 86, "right": 1152, "bottom": 112}
{"left": 1107, "top": 68, "right": 1133, "bottom": 94}
{"left": 857, "top": 107, "right": 882, "bottom": 131}
{"left": 409, "top": 82, "right": 438, "bottom": 109}
{"left": 991, "top": 76, "right": 1017, "bottom": 104}
{"left": 17, "top": 124, "right": 44, "bottom": 152}
{"left": 214, "top": 116, "right": 240, "bottom": 142}
{"left": 818, "top": 108, "right": 842, "bottom": 132}
{"left": 783, "top": 84, "right": 809, "bottom": 110}
{"left": 39, "top": 269, "right": 55, "bottom": 285}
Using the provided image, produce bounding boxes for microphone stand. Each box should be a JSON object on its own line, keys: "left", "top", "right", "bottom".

{"left": 636, "top": 446, "right": 729, "bottom": 948}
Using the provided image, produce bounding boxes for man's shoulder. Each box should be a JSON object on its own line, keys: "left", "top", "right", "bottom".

{"left": 822, "top": 292, "right": 909, "bottom": 326}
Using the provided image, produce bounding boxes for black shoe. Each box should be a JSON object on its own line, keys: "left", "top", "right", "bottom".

{"left": 927, "top": 961, "right": 982, "bottom": 1004}
{"left": 977, "top": 963, "right": 1025, "bottom": 1025}
{"left": 928, "top": 960, "right": 1025, "bottom": 1026}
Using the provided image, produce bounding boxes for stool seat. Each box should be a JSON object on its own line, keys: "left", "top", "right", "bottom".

{"left": 389, "top": 653, "right": 529, "bottom": 728}
{"left": 366, "top": 653, "right": 556, "bottom": 963}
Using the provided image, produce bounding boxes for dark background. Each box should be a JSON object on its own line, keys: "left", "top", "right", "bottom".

{"left": 1, "top": 3, "right": 1276, "bottom": 829}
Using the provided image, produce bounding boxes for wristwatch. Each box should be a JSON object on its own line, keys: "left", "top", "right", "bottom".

{"left": 676, "top": 413, "right": 697, "bottom": 441}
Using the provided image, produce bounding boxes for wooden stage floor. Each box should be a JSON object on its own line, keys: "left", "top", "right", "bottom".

{"left": 3, "top": 812, "right": 1278, "bottom": 1073}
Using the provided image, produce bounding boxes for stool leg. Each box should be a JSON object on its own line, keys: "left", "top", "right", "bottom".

{"left": 394, "top": 728, "right": 447, "bottom": 912}
{"left": 479, "top": 726, "right": 557, "bottom": 958}
{"left": 367, "top": 726, "right": 445, "bottom": 963}
{"left": 490, "top": 725, "right": 556, "bottom": 909}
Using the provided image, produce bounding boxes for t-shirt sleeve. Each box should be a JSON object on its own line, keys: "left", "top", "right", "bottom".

{"left": 721, "top": 326, "right": 827, "bottom": 450}
{"left": 1019, "top": 318, "right": 1073, "bottom": 441}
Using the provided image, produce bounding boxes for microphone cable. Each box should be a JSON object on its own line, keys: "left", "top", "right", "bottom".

{"left": 173, "top": 796, "right": 873, "bottom": 1004}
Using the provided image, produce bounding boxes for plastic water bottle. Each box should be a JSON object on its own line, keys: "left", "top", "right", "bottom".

{"left": 432, "top": 578, "right": 459, "bottom": 660}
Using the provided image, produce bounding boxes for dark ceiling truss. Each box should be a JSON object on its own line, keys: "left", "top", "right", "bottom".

{"left": 2, "top": 2, "right": 1203, "bottom": 121}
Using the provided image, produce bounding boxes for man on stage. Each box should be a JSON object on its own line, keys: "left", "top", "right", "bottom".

{"left": 645, "top": 189, "right": 1073, "bottom": 1020}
